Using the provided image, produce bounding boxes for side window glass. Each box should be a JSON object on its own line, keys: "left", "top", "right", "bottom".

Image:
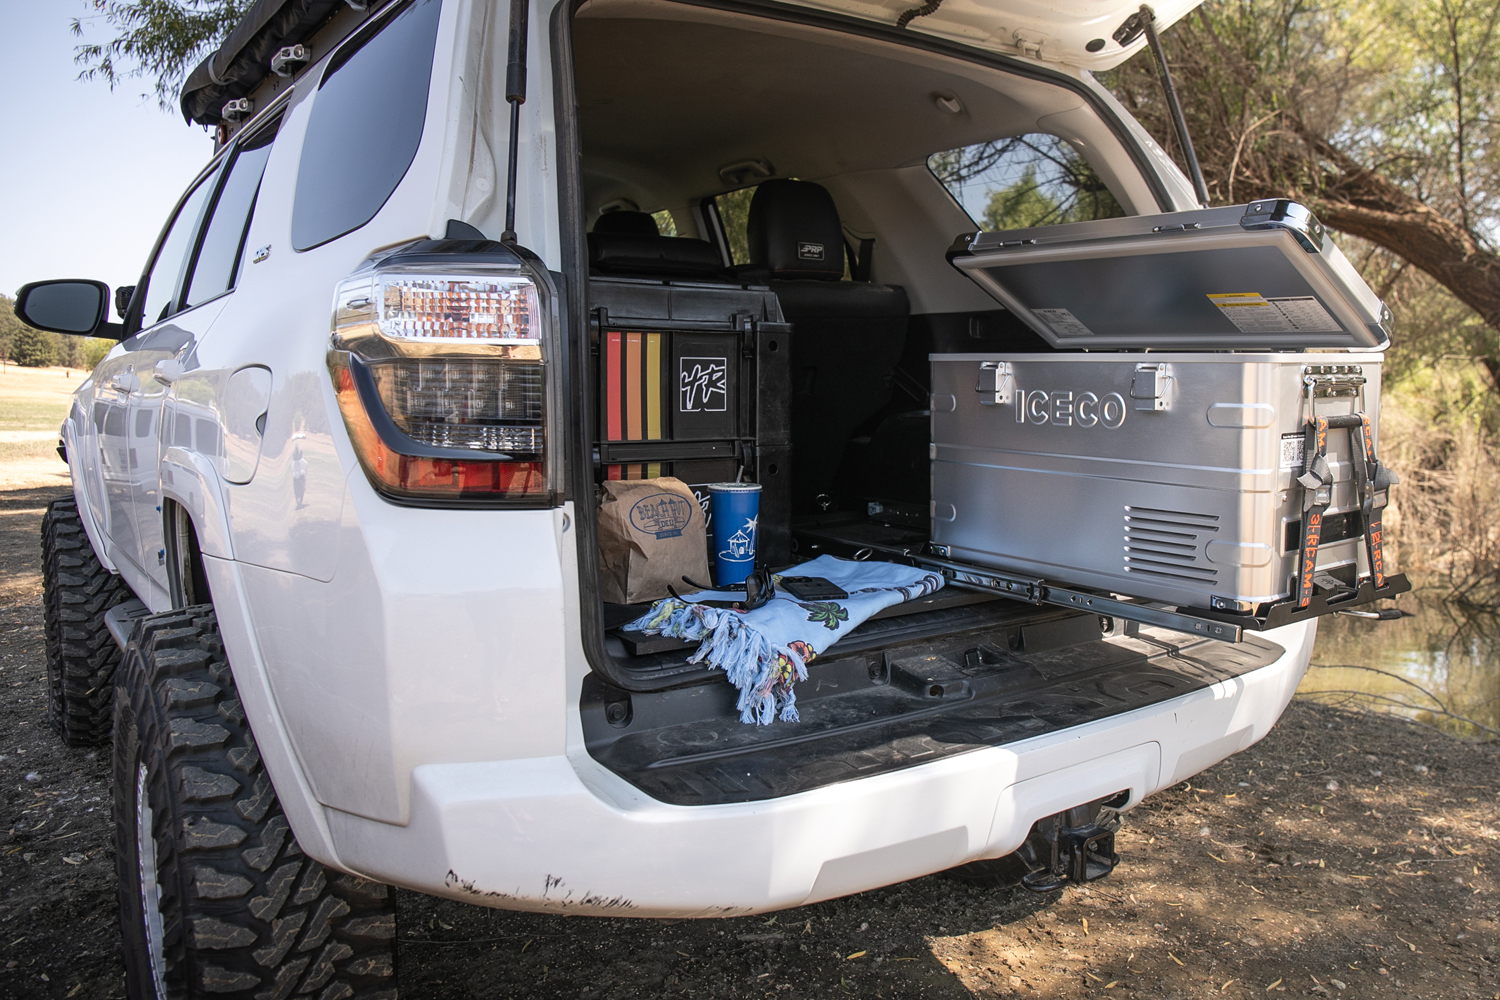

{"left": 928, "top": 134, "right": 1125, "bottom": 230}
{"left": 185, "top": 122, "right": 279, "bottom": 308}
{"left": 291, "top": 0, "right": 444, "bottom": 250}
{"left": 139, "top": 171, "right": 218, "bottom": 329}
{"left": 711, "top": 186, "right": 757, "bottom": 266}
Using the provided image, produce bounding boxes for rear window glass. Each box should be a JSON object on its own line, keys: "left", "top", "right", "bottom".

{"left": 712, "top": 187, "right": 757, "bottom": 266}
{"left": 929, "top": 134, "right": 1125, "bottom": 231}
{"left": 290, "top": 0, "right": 443, "bottom": 251}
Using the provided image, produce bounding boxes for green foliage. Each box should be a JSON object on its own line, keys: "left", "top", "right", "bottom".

{"left": 982, "top": 166, "right": 1057, "bottom": 230}
{"left": 651, "top": 209, "right": 678, "bottom": 237}
{"left": 0, "top": 295, "right": 22, "bottom": 364}
{"left": 0, "top": 295, "right": 59, "bottom": 368}
{"left": 78, "top": 338, "right": 116, "bottom": 373}
{"left": 1103, "top": 0, "right": 1500, "bottom": 249}
{"left": 73, "top": 0, "right": 250, "bottom": 107}
{"left": 714, "top": 187, "right": 756, "bottom": 266}
{"left": 10, "top": 324, "right": 56, "bottom": 368}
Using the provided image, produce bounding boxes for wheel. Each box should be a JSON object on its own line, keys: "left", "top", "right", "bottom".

{"left": 113, "top": 606, "right": 397, "bottom": 1000}
{"left": 41, "top": 496, "right": 135, "bottom": 745}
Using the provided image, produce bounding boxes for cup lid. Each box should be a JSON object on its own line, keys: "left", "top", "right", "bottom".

{"left": 705, "top": 482, "right": 762, "bottom": 493}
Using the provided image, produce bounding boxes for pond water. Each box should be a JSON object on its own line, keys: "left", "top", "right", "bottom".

{"left": 1299, "top": 581, "right": 1500, "bottom": 737}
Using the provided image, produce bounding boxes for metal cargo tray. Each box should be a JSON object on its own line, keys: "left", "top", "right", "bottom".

{"left": 797, "top": 518, "right": 1409, "bottom": 644}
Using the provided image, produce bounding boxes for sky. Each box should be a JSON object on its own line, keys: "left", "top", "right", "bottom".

{"left": 0, "top": 2, "right": 216, "bottom": 303}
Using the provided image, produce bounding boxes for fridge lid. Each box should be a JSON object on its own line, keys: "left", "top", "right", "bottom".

{"left": 949, "top": 200, "right": 1393, "bottom": 351}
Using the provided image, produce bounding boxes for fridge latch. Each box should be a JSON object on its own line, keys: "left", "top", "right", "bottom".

{"left": 976, "top": 361, "right": 1015, "bottom": 405}
{"left": 1131, "top": 363, "right": 1171, "bottom": 411}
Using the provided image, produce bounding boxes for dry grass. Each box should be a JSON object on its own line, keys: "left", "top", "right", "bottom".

{"left": 1379, "top": 362, "right": 1500, "bottom": 608}
{"left": 0, "top": 365, "right": 83, "bottom": 490}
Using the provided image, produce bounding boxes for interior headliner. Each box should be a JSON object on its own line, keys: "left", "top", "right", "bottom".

{"left": 574, "top": 0, "right": 1095, "bottom": 215}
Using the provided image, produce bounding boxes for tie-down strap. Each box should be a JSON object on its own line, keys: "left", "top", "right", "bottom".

{"left": 1296, "top": 412, "right": 1400, "bottom": 607}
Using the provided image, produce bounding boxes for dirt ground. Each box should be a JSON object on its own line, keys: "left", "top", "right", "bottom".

{"left": 2, "top": 477, "right": 1499, "bottom": 999}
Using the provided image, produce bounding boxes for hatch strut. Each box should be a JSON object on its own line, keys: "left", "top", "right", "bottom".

{"left": 500, "top": 0, "right": 529, "bottom": 244}
{"left": 1116, "top": 5, "right": 1210, "bottom": 207}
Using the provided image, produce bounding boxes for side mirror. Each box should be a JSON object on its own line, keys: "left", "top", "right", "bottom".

{"left": 14, "top": 280, "right": 120, "bottom": 338}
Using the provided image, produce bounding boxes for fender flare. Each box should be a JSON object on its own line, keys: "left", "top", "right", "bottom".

{"left": 159, "top": 445, "right": 235, "bottom": 561}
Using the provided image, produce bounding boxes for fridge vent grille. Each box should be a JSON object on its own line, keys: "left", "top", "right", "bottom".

{"left": 1123, "top": 506, "right": 1220, "bottom": 584}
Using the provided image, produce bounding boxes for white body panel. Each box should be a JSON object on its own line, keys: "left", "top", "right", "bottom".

{"left": 319, "top": 619, "right": 1313, "bottom": 915}
{"left": 54, "top": 0, "right": 1325, "bottom": 910}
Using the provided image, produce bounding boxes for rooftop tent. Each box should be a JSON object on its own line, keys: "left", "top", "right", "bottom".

{"left": 178, "top": 0, "right": 345, "bottom": 125}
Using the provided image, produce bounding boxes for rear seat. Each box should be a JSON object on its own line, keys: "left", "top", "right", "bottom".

{"left": 733, "top": 180, "right": 909, "bottom": 515}
{"left": 588, "top": 210, "right": 728, "bottom": 280}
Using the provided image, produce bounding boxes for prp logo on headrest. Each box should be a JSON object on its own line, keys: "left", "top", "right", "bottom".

{"left": 797, "top": 242, "right": 825, "bottom": 261}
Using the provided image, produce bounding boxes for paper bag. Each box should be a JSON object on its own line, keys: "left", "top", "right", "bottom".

{"left": 596, "top": 477, "right": 710, "bottom": 604}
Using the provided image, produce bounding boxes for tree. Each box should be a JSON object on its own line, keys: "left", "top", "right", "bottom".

{"left": 983, "top": 166, "right": 1063, "bottom": 231}
{"left": 0, "top": 295, "right": 20, "bottom": 366}
{"left": 73, "top": 0, "right": 249, "bottom": 107}
{"left": 1103, "top": 0, "right": 1500, "bottom": 390}
{"left": 11, "top": 324, "right": 57, "bottom": 368}
{"left": 79, "top": 337, "right": 116, "bottom": 372}
{"left": 931, "top": 134, "right": 1124, "bottom": 229}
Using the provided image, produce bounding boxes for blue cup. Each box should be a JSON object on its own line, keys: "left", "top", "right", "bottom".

{"left": 708, "top": 482, "right": 762, "bottom": 587}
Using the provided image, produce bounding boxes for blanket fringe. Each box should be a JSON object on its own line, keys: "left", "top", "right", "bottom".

{"left": 626, "top": 601, "right": 807, "bottom": 724}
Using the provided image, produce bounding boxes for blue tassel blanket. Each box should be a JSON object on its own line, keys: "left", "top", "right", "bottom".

{"left": 624, "top": 555, "right": 945, "bottom": 725}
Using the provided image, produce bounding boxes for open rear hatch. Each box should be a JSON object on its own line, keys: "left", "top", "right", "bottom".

{"left": 568, "top": 6, "right": 1379, "bottom": 811}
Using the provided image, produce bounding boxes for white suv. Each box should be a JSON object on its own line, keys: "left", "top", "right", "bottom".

{"left": 16, "top": 0, "right": 1390, "bottom": 997}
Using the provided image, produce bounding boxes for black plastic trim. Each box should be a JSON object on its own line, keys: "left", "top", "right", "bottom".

{"left": 584, "top": 623, "right": 1286, "bottom": 805}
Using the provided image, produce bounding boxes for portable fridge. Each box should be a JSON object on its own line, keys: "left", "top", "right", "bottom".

{"left": 933, "top": 200, "right": 1404, "bottom": 620}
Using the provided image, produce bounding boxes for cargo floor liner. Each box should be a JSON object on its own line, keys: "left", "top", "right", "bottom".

{"left": 583, "top": 609, "right": 1285, "bottom": 806}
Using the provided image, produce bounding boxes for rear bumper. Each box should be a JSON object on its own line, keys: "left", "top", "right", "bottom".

{"left": 322, "top": 619, "right": 1315, "bottom": 917}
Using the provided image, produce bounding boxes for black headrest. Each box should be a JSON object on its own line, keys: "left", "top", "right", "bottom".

{"left": 593, "top": 210, "right": 660, "bottom": 237}
{"left": 747, "top": 179, "right": 844, "bottom": 281}
{"left": 587, "top": 233, "right": 726, "bottom": 279}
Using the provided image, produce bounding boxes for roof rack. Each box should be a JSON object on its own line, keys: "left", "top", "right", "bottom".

{"left": 178, "top": 0, "right": 364, "bottom": 127}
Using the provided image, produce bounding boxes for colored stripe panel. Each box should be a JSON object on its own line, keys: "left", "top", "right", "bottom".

{"left": 646, "top": 333, "right": 662, "bottom": 440}
{"left": 606, "top": 464, "right": 621, "bottom": 481}
{"left": 625, "top": 332, "right": 643, "bottom": 441}
{"left": 605, "top": 331, "right": 622, "bottom": 442}
{"left": 646, "top": 463, "right": 661, "bottom": 479}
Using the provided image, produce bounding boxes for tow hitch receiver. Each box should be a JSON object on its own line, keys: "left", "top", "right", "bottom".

{"left": 1018, "top": 796, "right": 1125, "bottom": 893}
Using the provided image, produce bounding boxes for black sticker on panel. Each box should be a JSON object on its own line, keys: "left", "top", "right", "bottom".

{"left": 672, "top": 333, "right": 738, "bottom": 440}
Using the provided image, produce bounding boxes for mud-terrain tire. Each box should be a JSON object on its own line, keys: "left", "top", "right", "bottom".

{"left": 42, "top": 495, "right": 134, "bottom": 745}
{"left": 113, "top": 607, "right": 397, "bottom": 1000}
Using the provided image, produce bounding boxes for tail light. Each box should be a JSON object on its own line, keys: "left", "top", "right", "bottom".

{"left": 328, "top": 257, "right": 559, "bottom": 505}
